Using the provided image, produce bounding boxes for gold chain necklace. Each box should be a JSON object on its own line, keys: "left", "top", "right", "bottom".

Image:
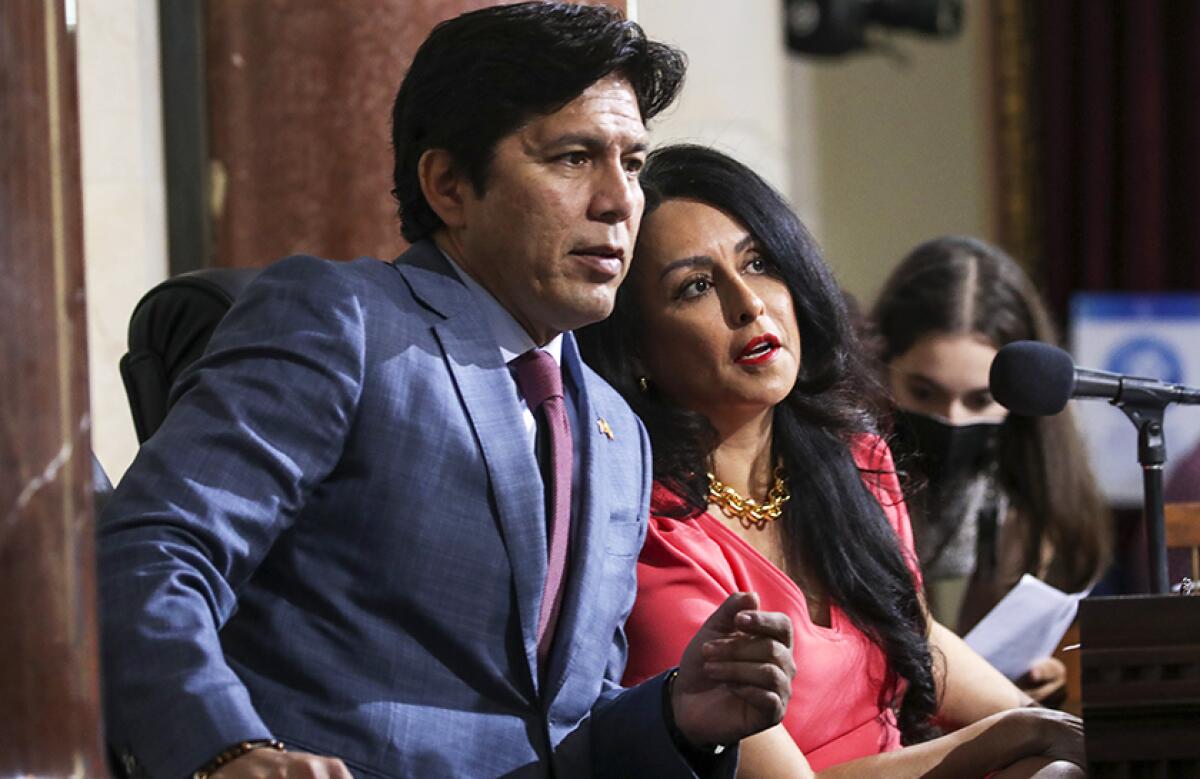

{"left": 706, "top": 466, "right": 790, "bottom": 531}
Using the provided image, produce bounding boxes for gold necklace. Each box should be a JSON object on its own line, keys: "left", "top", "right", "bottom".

{"left": 706, "top": 466, "right": 790, "bottom": 531}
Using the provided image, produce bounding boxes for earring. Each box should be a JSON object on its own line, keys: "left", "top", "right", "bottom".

{"left": 637, "top": 376, "right": 650, "bottom": 393}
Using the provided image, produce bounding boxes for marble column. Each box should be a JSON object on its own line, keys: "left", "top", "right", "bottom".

{"left": 0, "top": 0, "right": 105, "bottom": 774}
{"left": 204, "top": 1, "right": 624, "bottom": 267}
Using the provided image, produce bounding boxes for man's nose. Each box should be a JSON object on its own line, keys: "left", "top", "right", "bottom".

{"left": 588, "top": 161, "right": 638, "bottom": 224}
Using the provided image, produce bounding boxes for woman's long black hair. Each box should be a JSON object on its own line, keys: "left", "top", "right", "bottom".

{"left": 576, "top": 144, "right": 939, "bottom": 744}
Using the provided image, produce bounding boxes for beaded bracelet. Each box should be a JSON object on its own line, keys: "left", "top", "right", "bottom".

{"left": 192, "top": 738, "right": 285, "bottom": 778}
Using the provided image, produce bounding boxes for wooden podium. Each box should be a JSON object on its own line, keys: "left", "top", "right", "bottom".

{"left": 1080, "top": 594, "right": 1200, "bottom": 776}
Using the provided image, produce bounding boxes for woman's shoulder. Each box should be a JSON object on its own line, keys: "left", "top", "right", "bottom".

{"left": 849, "top": 433, "right": 906, "bottom": 505}
{"left": 639, "top": 480, "right": 745, "bottom": 598}
{"left": 848, "top": 431, "right": 892, "bottom": 470}
{"left": 647, "top": 480, "right": 714, "bottom": 540}
{"left": 650, "top": 479, "right": 696, "bottom": 518}
{"left": 646, "top": 481, "right": 740, "bottom": 559}
{"left": 848, "top": 434, "right": 919, "bottom": 567}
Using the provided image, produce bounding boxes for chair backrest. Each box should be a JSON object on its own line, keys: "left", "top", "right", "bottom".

{"left": 119, "top": 267, "right": 261, "bottom": 443}
{"left": 92, "top": 453, "right": 113, "bottom": 514}
{"left": 1166, "top": 501, "right": 1200, "bottom": 582}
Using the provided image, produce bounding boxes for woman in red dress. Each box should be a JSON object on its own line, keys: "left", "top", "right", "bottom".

{"left": 578, "top": 145, "right": 1083, "bottom": 777}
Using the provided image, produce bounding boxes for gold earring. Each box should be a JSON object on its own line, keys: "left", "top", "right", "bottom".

{"left": 638, "top": 376, "right": 650, "bottom": 393}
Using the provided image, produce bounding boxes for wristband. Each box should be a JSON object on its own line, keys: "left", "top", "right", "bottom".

{"left": 663, "top": 668, "right": 727, "bottom": 761}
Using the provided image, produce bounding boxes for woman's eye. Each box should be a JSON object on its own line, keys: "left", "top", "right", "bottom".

{"left": 965, "top": 391, "right": 996, "bottom": 411}
{"left": 907, "top": 384, "right": 933, "bottom": 402}
{"left": 678, "top": 277, "right": 712, "bottom": 300}
{"left": 746, "top": 256, "right": 768, "bottom": 274}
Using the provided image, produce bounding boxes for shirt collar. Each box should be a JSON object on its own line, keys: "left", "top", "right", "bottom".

{"left": 441, "top": 248, "right": 563, "bottom": 367}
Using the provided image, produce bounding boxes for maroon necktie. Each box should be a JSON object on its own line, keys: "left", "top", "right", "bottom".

{"left": 512, "top": 349, "right": 573, "bottom": 667}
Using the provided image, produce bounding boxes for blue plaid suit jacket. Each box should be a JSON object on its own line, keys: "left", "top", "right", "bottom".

{"left": 98, "top": 241, "right": 732, "bottom": 778}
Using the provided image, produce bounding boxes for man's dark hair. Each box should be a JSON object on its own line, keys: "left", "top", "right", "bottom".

{"left": 391, "top": 2, "right": 687, "bottom": 243}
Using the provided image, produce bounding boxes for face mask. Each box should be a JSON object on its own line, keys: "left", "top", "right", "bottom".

{"left": 891, "top": 409, "right": 1002, "bottom": 489}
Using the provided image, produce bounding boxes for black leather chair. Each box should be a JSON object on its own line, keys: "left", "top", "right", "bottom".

{"left": 119, "top": 267, "right": 261, "bottom": 443}
{"left": 92, "top": 452, "right": 114, "bottom": 513}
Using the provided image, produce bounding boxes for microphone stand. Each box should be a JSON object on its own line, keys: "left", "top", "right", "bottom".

{"left": 1113, "top": 397, "right": 1169, "bottom": 594}
{"left": 1071, "top": 367, "right": 1200, "bottom": 771}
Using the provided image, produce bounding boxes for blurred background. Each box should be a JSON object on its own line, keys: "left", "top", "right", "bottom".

{"left": 78, "top": 0, "right": 995, "bottom": 480}
{"left": 71, "top": 0, "right": 1200, "bottom": 487}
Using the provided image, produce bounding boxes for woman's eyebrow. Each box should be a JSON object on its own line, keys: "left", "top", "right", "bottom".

{"left": 659, "top": 255, "right": 713, "bottom": 279}
{"left": 905, "top": 371, "right": 990, "bottom": 396}
{"left": 901, "top": 370, "right": 946, "bottom": 392}
{"left": 656, "top": 235, "right": 754, "bottom": 280}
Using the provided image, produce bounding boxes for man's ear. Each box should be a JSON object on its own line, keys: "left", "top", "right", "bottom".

{"left": 417, "top": 148, "right": 470, "bottom": 229}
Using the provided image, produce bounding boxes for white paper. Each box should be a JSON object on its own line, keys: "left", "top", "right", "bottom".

{"left": 962, "top": 574, "right": 1088, "bottom": 680}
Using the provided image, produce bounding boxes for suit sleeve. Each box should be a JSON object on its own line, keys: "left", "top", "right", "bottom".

{"left": 588, "top": 421, "right": 738, "bottom": 779}
{"left": 97, "top": 257, "right": 366, "bottom": 778}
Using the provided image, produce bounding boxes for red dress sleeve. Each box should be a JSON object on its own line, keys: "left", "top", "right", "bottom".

{"left": 852, "top": 434, "right": 922, "bottom": 589}
{"left": 621, "top": 485, "right": 736, "bottom": 686}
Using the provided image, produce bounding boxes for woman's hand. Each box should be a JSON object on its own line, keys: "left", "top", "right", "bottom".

{"left": 992, "top": 757, "right": 1086, "bottom": 778}
{"left": 768, "top": 707, "right": 1085, "bottom": 779}
{"left": 921, "top": 708, "right": 1083, "bottom": 778}
{"left": 1002, "top": 707, "right": 1085, "bottom": 768}
{"left": 1017, "top": 657, "right": 1067, "bottom": 706}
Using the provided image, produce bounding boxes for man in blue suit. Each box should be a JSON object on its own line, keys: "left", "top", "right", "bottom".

{"left": 98, "top": 4, "right": 795, "bottom": 777}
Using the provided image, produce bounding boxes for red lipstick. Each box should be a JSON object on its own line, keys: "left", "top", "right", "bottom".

{"left": 736, "top": 333, "right": 781, "bottom": 365}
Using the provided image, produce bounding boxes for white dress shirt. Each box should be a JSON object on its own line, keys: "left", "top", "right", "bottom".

{"left": 442, "top": 252, "right": 583, "bottom": 503}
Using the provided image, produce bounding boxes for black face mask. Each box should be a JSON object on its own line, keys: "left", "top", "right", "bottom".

{"left": 891, "top": 409, "right": 1002, "bottom": 489}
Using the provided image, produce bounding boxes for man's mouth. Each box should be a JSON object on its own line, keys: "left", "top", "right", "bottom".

{"left": 570, "top": 245, "right": 625, "bottom": 278}
{"left": 736, "top": 333, "right": 781, "bottom": 365}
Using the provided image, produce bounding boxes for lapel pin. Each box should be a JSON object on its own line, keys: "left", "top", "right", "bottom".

{"left": 597, "top": 417, "right": 614, "bottom": 440}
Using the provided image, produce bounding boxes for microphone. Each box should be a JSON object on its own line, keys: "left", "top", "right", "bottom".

{"left": 988, "top": 340, "right": 1200, "bottom": 416}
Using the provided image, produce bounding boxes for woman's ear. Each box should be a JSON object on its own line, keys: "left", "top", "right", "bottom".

{"left": 417, "top": 148, "right": 469, "bottom": 229}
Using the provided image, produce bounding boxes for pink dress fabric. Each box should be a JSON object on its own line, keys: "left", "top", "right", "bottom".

{"left": 622, "top": 436, "right": 921, "bottom": 771}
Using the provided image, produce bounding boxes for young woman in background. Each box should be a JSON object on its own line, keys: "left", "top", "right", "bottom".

{"left": 872, "top": 236, "right": 1112, "bottom": 702}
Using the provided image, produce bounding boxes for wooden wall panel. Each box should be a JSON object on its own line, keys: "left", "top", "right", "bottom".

{"left": 205, "top": 1, "right": 624, "bottom": 268}
{"left": 0, "top": 1, "right": 105, "bottom": 775}
{"left": 206, "top": 1, "right": 501, "bottom": 267}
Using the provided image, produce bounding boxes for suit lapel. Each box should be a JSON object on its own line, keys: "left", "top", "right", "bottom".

{"left": 392, "top": 244, "right": 548, "bottom": 689}
{"left": 544, "top": 333, "right": 611, "bottom": 699}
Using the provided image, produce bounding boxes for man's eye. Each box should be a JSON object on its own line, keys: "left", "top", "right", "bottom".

{"left": 560, "top": 152, "right": 589, "bottom": 167}
{"left": 624, "top": 157, "right": 645, "bottom": 174}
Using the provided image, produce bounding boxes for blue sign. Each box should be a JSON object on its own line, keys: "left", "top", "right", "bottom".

{"left": 1070, "top": 293, "right": 1200, "bottom": 506}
